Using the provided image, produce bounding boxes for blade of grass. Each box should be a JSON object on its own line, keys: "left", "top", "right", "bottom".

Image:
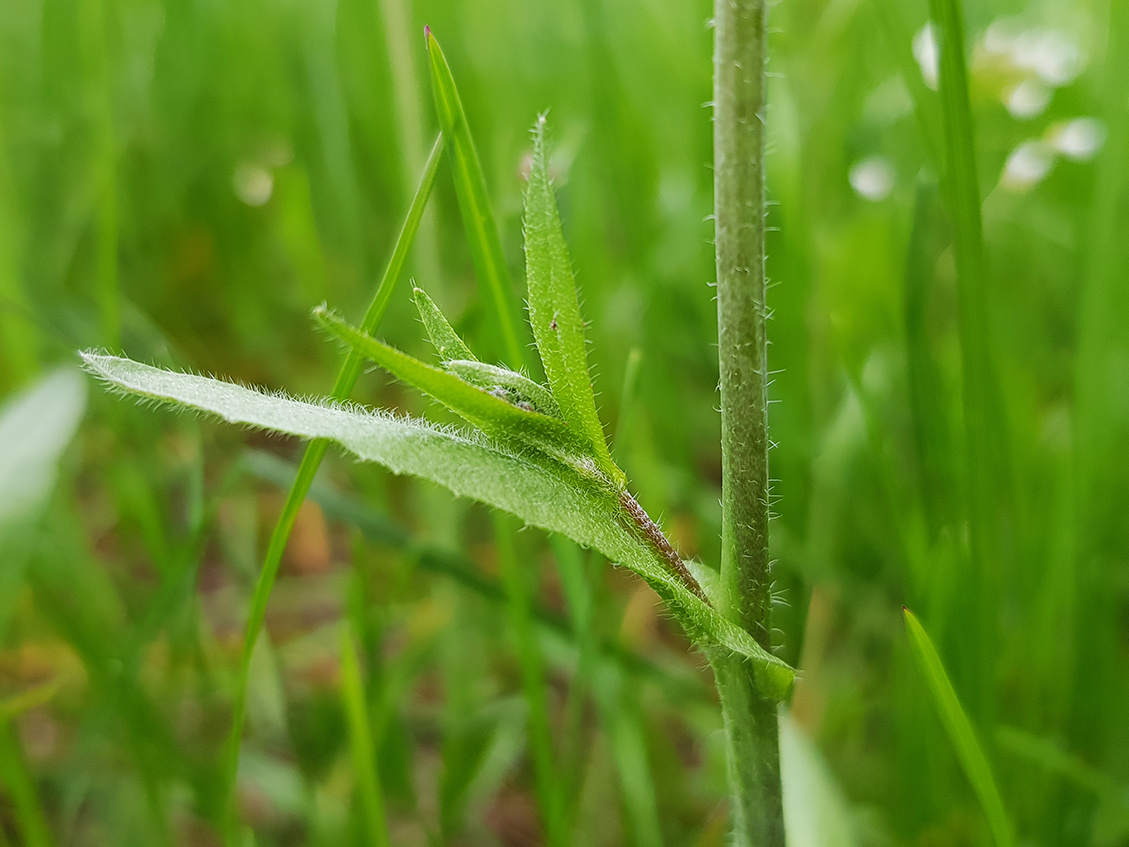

{"left": 219, "top": 133, "right": 444, "bottom": 843}
{"left": 425, "top": 28, "right": 526, "bottom": 367}
{"left": 0, "top": 723, "right": 53, "bottom": 847}
{"left": 495, "top": 513, "right": 567, "bottom": 847}
{"left": 596, "top": 676, "right": 664, "bottom": 847}
{"left": 902, "top": 177, "right": 956, "bottom": 543}
{"left": 0, "top": 119, "right": 37, "bottom": 389}
{"left": 549, "top": 536, "right": 600, "bottom": 834}
{"left": 871, "top": 0, "right": 941, "bottom": 167}
{"left": 377, "top": 0, "right": 442, "bottom": 289}
{"left": 79, "top": 0, "right": 120, "bottom": 350}
{"left": 927, "top": 0, "right": 1009, "bottom": 722}
{"left": 1067, "top": 0, "right": 1129, "bottom": 766}
{"left": 425, "top": 34, "right": 566, "bottom": 846}
{"left": 903, "top": 608, "right": 1015, "bottom": 847}
{"left": 339, "top": 622, "right": 391, "bottom": 847}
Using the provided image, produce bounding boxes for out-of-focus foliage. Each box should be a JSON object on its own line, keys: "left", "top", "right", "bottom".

{"left": 0, "top": 0, "right": 1126, "bottom": 844}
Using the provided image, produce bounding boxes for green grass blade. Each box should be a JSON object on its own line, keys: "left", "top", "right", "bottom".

{"left": 0, "top": 723, "right": 52, "bottom": 847}
{"left": 412, "top": 286, "right": 477, "bottom": 362}
{"left": 927, "top": 0, "right": 1009, "bottom": 550}
{"left": 902, "top": 178, "right": 956, "bottom": 540}
{"left": 217, "top": 133, "right": 444, "bottom": 842}
{"left": 903, "top": 608, "right": 1015, "bottom": 847}
{"left": 313, "top": 306, "right": 578, "bottom": 454}
{"left": 598, "top": 683, "right": 664, "bottom": 847}
{"left": 339, "top": 623, "right": 391, "bottom": 847}
{"left": 495, "top": 514, "right": 567, "bottom": 846}
{"left": 523, "top": 116, "right": 616, "bottom": 481}
{"left": 83, "top": 354, "right": 794, "bottom": 698}
{"left": 425, "top": 28, "right": 525, "bottom": 366}
{"left": 927, "top": 0, "right": 1009, "bottom": 730}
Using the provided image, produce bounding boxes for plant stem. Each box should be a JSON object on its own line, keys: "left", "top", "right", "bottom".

{"left": 711, "top": 0, "right": 784, "bottom": 844}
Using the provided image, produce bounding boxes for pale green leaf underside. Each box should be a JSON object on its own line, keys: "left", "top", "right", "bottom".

{"left": 0, "top": 366, "right": 87, "bottom": 532}
{"left": 82, "top": 352, "right": 793, "bottom": 698}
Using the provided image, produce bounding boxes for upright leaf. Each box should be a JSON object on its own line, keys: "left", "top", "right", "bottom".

{"left": 524, "top": 116, "right": 616, "bottom": 480}
{"left": 425, "top": 28, "right": 525, "bottom": 366}
{"left": 903, "top": 608, "right": 1015, "bottom": 847}
{"left": 412, "top": 286, "right": 477, "bottom": 363}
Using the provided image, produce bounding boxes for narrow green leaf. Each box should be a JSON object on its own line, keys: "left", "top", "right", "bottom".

{"left": 413, "top": 286, "right": 477, "bottom": 363}
{"left": 219, "top": 133, "right": 445, "bottom": 841}
{"left": 928, "top": 0, "right": 1010, "bottom": 556}
{"left": 0, "top": 724, "right": 52, "bottom": 847}
{"left": 81, "top": 354, "right": 795, "bottom": 699}
{"left": 444, "top": 360, "right": 561, "bottom": 419}
{"left": 903, "top": 608, "right": 1015, "bottom": 847}
{"left": 425, "top": 28, "right": 525, "bottom": 366}
{"left": 313, "top": 307, "right": 582, "bottom": 462}
{"left": 524, "top": 116, "right": 614, "bottom": 478}
{"left": 339, "top": 623, "right": 391, "bottom": 847}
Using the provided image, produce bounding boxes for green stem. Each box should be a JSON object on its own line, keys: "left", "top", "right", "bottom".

{"left": 711, "top": 0, "right": 784, "bottom": 843}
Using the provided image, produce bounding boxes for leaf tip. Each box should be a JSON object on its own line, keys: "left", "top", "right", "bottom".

{"left": 423, "top": 24, "right": 432, "bottom": 45}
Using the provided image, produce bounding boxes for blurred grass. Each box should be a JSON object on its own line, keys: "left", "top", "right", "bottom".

{"left": 1, "top": 0, "right": 1127, "bottom": 844}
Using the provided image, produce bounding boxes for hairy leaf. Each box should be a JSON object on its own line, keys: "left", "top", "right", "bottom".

{"left": 413, "top": 286, "right": 476, "bottom": 363}
{"left": 523, "top": 116, "right": 615, "bottom": 483}
{"left": 313, "top": 307, "right": 584, "bottom": 466}
{"left": 444, "top": 360, "right": 561, "bottom": 419}
{"left": 81, "top": 353, "right": 794, "bottom": 698}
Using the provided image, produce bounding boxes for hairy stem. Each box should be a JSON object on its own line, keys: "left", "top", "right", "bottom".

{"left": 711, "top": 0, "right": 784, "bottom": 843}
{"left": 619, "top": 491, "right": 709, "bottom": 605}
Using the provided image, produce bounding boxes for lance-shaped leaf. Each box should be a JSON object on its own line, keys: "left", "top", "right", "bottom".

{"left": 80, "top": 353, "right": 795, "bottom": 699}
{"left": 313, "top": 306, "right": 586, "bottom": 469}
{"left": 444, "top": 360, "right": 561, "bottom": 419}
{"left": 412, "top": 286, "right": 477, "bottom": 363}
{"left": 524, "top": 117, "right": 616, "bottom": 481}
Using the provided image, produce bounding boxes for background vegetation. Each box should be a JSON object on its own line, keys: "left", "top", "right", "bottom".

{"left": 1, "top": 0, "right": 1126, "bottom": 844}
